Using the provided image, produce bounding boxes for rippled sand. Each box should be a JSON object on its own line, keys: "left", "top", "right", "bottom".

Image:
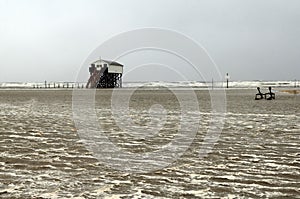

{"left": 0, "top": 89, "right": 299, "bottom": 198}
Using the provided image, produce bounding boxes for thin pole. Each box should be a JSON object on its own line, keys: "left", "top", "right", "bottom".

{"left": 226, "top": 73, "right": 229, "bottom": 88}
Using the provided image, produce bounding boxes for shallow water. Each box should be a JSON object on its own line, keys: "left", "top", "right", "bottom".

{"left": 0, "top": 89, "right": 299, "bottom": 198}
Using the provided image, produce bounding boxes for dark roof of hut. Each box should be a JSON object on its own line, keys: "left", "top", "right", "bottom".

{"left": 91, "top": 59, "right": 123, "bottom": 66}
{"left": 103, "top": 60, "right": 123, "bottom": 66}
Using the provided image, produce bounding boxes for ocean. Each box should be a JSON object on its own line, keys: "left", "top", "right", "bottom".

{"left": 0, "top": 86, "right": 299, "bottom": 198}
{"left": 0, "top": 80, "right": 299, "bottom": 89}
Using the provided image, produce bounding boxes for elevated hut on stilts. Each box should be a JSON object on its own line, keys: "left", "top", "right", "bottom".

{"left": 86, "top": 58, "right": 123, "bottom": 88}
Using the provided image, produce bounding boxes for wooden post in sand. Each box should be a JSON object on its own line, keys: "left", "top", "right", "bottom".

{"left": 225, "top": 73, "right": 230, "bottom": 88}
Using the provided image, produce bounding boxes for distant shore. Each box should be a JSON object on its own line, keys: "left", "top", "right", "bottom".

{"left": 0, "top": 80, "right": 299, "bottom": 89}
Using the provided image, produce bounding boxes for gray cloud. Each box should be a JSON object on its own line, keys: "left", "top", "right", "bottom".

{"left": 0, "top": 0, "right": 299, "bottom": 82}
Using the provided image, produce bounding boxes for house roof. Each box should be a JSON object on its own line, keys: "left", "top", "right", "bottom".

{"left": 91, "top": 59, "right": 123, "bottom": 67}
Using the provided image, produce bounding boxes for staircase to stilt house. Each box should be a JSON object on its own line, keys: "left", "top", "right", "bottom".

{"left": 86, "top": 66, "right": 108, "bottom": 88}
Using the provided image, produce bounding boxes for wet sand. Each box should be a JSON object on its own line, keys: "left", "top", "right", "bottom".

{"left": 0, "top": 89, "right": 299, "bottom": 198}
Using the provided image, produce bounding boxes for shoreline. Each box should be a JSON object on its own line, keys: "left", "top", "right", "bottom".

{"left": 0, "top": 87, "right": 299, "bottom": 91}
{"left": 0, "top": 80, "right": 299, "bottom": 90}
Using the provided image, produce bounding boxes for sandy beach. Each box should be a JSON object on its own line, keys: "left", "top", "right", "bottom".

{"left": 0, "top": 89, "right": 299, "bottom": 198}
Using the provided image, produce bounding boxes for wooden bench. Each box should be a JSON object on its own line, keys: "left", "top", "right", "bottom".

{"left": 265, "top": 87, "right": 275, "bottom": 100}
{"left": 255, "top": 87, "right": 265, "bottom": 100}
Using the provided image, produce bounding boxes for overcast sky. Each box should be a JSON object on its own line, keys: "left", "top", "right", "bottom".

{"left": 0, "top": 0, "right": 299, "bottom": 82}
